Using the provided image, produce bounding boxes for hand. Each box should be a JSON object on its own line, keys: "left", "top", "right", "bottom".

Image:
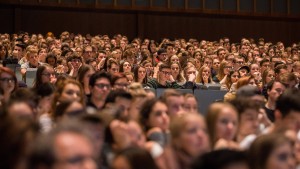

{"left": 50, "top": 76, "right": 57, "bottom": 84}
{"left": 188, "top": 73, "right": 196, "bottom": 82}
{"left": 253, "top": 72, "right": 262, "bottom": 81}
{"left": 68, "top": 61, "right": 74, "bottom": 70}
{"left": 203, "top": 75, "right": 209, "bottom": 83}
{"left": 169, "top": 75, "right": 175, "bottom": 82}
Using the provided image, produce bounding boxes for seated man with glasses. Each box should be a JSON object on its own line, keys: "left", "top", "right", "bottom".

{"left": 146, "top": 63, "right": 182, "bottom": 89}
{"left": 87, "top": 71, "right": 112, "bottom": 110}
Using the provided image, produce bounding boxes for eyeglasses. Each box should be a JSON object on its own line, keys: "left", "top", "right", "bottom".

{"left": 72, "top": 59, "right": 81, "bottom": 62}
{"left": 0, "top": 77, "right": 15, "bottom": 83}
{"left": 42, "top": 73, "right": 56, "bottom": 77}
{"left": 29, "top": 55, "right": 39, "bottom": 59}
{"left": 124, "top": 63, "right": 131, "bottom": 67}
{"left": 161, "top": 71, "right": 171, "bottom": 76}
{"left": 262, "top": 64, "right": 270, "bottom": 67}
{"left": 94, "top": 83, "right": 111, "bottom": 89}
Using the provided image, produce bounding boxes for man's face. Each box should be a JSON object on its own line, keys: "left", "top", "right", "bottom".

{"left": 218, "top": 50, "right": 226, "bottom": 61}
{"left": 97, "top": 52, "right": 106, "bottom": 62}
{"left": 28, "top": 52, "right": 39, "bottom": 66}
{"left": 91, "top": 78, "right": 111, "bottom": 101}
{"left": 166, "top": 46, "right": 174, "bottom": 56}
{"left": 12, "top": 46, "right": 23, "bottom": 59}
{"left": 115, "top": 97, "right": 132, "bottom": 121}
{"left": 108, "top": 63, "right": 119, "bottom": 75}
{"left": 53, "top": 132, "right": 97, "bottom": 169}
{"left": 268, "top": 82, "right": 286, "bottom": 102}
{"left": 166, "top": 95, "right": 184, "bottom": 117}
{"left": 158, "top": 52, "right": 167, "bottom": 62}
{"left": 159, "top": 68, "right": 171, "bottom": 83}
{"left": 83, "top": 47, "right": 93, "bottom": 60}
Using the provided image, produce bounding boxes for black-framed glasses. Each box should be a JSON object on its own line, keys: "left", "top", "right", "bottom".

{"left": 94, "top": 83, "right": 111, "bottom": 89}
{"left": 161, "top": 71, "right": 171, "bottom": 76}
{"left": 72, "top": 59, "right": 81, "bottom": 62}
{"left": 0, "top": 77, "right": 15, "bottom": 83}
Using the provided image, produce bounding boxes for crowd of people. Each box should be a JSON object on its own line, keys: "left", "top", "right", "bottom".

{"left": 0, "top": 31, "right": 300, "bottom": 169}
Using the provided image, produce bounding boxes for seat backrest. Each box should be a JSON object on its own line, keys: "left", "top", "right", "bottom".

{"left": 25, "top": 68, "right": 37, "bottom": 88}
{"left": 194, "top": 90, "right": 227, "bottom": 115}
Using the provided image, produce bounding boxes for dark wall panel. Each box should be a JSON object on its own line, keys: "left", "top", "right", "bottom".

{"left": 1, "top": 4, "right": 300, "bottom": 45}
{"left": 0, "top": 6, "right": 14, "bottom": 33}
{"left": 15, "top": 7, "right": 136, "bottom": 39}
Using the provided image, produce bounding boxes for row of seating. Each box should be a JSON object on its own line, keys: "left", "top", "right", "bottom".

{"left": 6, "top": 64, "right": 37, "bottom": 88}
{"left": 5, "top": 64, "right": 227, "bottom": 113}
{"left": 154, "top": 88, "right": 227, "bottom": 114}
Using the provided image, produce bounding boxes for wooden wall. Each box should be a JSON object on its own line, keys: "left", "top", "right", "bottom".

{"left": 0, "top": 2, "right": 300, "bottom": 44}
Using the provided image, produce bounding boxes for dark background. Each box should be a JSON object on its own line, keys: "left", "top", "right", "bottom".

{"left": 0, "top": 0, "right": 300, "bottom": 44}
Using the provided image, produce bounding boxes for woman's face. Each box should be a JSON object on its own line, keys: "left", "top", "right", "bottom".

{"left": 150, "top": 43, "right": 157, "bottom": 53}
{"left": 147, "top": 101, "right": 170, "bottom": 131}
{"left": 212, "top": 59, "right": 220, "bottom": 70}
{"left": 83, "top": 69, "right": 95, "bottom": 86}
{"left": 265, "top": 142, "right": 296, "bottom": 169}
{"left": 175, "top": 115, "right": 210, "bottom": 158}
{"left": 195, "top": 58, "right": 201, "bottom": 69}
{"left": 144, "top": 63, "right": 153, "bottom": 72}
{"left": 266, "top": 71, "right": 275, "bottom": 84}
{"left": 269, "top": 49, "right": 275, "bottom": 57}
{"left": 41, "top": 67, "right": 56, "bottom": 84}
{"left": 38, "top": 49, "right": 47, "bottom": 62}
{"left": 230, "top": 72, "right": 240, "bottom": 83}
{"left": 60, "top": 83, "right": 81, "bottom": 102}
{"left": 250, "top": 64, "right": 260, "bottom": 76}
{"left": 183, "top": 97, "right": 198, "bottom": 114}
{"left": 248, "top": 78, "right": 257, "bottom": 86}
{"left": 47, "top": 57, "right": 56, "bottom": 67}
{"left": 0, "top": 46, "right": 6, "bottom": 58}
{"left": 0, "top": 72, "right": 15, "bottom": 93}
{"left": 216, "top": 106, "right": 238, "bottom": 141}
{"left": 170, "top": 56, "right": 179, "bottom": 63}
{"left": 202, "top": 67, "right": 210, "bottom": 77}
{"left": 171, "top": 63, "right": 180, "bottom": 77}
{"left": 71, "top": 58, "right": 81, "bottom": 69}
{"left": 194, "top": 52, "right": 201, "bottom": 58}
{"left": 123, "top": 62, "right": 132, "bottom": 73}
{"left": 138, "top": 67, "right": 146, "bottom": 80}
{"left": 204, "top": 59, "right": 212, "bottom": 68}
{"left": 224, "top": 63, "right": 232, "bottom": 75}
